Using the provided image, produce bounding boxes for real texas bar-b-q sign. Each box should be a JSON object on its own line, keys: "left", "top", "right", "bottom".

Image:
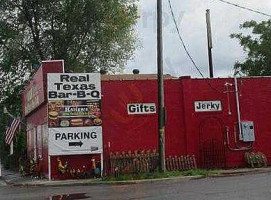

{"left": 47, "top": 73, "right": 102, "bottom": 156}
{"left": 48, "top": 73, "right": 101, "bottom": 100}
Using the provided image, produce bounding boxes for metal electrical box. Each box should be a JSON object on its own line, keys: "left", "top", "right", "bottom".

{"left": 241, "top": 121, "right": 255, "bottom": 142}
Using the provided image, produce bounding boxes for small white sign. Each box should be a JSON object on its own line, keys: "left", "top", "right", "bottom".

{"left": 127, "top": 103, "right": 156, "bottom": 115}
{"left": 195, "top": 101, "right": 222, "bottom": 112}
{"left": 48, "top": 126, "right": 103, "bottom": 156}
{"left": 47, "top": 73, "right": 101, "bottom": 100}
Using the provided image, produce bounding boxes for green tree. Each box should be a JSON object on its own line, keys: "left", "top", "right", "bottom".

{"left": 231, "top": 20, "right": 271, "bottom": 76}
{"left": 0, "top": 93, "right": 25, "bottom": 169}
{"left": 0, "top": 0, "right": 138, "bottom": 102}
{"left": 0, "top": 0, "right": 139, "bottom": 167}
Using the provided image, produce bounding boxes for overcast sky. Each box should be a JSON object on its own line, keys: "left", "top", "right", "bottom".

{"left": 126, "top": 0, "right": 271, "bottom": 78}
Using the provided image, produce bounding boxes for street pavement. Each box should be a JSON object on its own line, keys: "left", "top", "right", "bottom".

{"left": 1, "top": 172, "right": 271, "bottom": 200}
{"left": 0, "top": 179, "right": 6, "bottom": 186}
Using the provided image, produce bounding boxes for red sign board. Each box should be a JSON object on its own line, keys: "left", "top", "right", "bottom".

{"left": 22, "top": 67, "right": 45, "bottom": 116}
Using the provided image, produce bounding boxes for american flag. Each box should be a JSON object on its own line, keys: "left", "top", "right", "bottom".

{"left": 5, "top": 118, "right": 20, "bottom": 145}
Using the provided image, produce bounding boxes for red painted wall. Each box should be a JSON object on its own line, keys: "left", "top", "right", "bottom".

{"left": 23, "top": 61, "right": 271, "bottom": 179}
{"left": 101, "top": 79, "right": 187, "bottom": 157}
{"left": 23, "top": 61, "right": 64, "bottom": 178}
{"left": 102, "top": 77, "right": 271, "bottom": 168}
{"left": 50, "top": 155, "right": 100, "bottom": 180}
{"left": 26, "top": 104, "right": 49, "bottom": 176}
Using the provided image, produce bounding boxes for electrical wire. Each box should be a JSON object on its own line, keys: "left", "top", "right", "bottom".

{"left": 168, "top": 0, "right": 204, "bottom": 78}
{"left": 214, "top": 0, "right": 271, "bottom": 18}
{"left": 168, "top": 0, "right": 223, "bottom": 93}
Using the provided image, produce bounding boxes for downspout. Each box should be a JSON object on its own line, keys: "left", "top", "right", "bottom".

{"left": 234, "top": 75, "right": 242, "bottom": 140}
{"left": 225, "top": 72, "right": 253, "bottom": 151}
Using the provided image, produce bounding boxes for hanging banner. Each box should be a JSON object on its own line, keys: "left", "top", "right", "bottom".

{"left": 48, "top": 127, "right": 102, "bottom": 156}
{"left": 47, "top": 73, "right": 101, "bottom": 101}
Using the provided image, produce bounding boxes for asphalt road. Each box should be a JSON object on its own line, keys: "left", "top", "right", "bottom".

{"left": 1, "top": 172, "right": 271, "bottom": 200}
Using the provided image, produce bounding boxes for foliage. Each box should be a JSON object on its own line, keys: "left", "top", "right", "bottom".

{"left": 0, "top": 0, "right": 139, "bottom": 168}
{"left": 0, "top": 100, "right": 26, "bottom": 169}
{"left": 102, "top": 169, "right": 221, "bottom": 181}
{"left": 231, "top": 20, "right": 271, "bottom": 76}
{"left": 0, "top": 0, "right": 138, "bottom": 102}
{"left": 0, "top": 72, "right": 26, "bottom": 168}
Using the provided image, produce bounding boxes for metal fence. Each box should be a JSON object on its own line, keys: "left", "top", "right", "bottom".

{"left": 109, "top": 150, "right": 159, "bottom": 175}
{"left": 109, "top": 150, "right": 197, "bottom": 176}
{"left": 166, "top": 155, "right": 197, "bottom": 171}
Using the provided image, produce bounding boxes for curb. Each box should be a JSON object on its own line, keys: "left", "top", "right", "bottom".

{"left": 209, "top": 168, "right": 271, "bottom": 178}
{"left": 3, "top": 168, "right": 271, "bottom": 187}
{"left": 7, "top": 175, "right": 201, "bottom": 188}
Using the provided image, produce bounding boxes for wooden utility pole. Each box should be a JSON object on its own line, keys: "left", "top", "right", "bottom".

{"left": 157, "top": 0, "right": 166, "bottom": 172}
{"left": 0, "top": 157, "right": 2, "bottom": 178}
{"left": 206, "top": 9, "right": 214, "bottom": 78}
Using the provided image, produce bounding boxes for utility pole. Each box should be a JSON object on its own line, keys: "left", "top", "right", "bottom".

{"left": 206, "top": 9, "right": 214, "bottom": 78}
{"left": 0, "top": 157, "right": 2, "bottom": 178}
{"left": 157, "top": 0, "right": 166, "bottom": 172}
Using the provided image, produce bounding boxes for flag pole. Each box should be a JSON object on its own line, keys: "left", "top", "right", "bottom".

{"left": 4, "top": 107, "right": 26, "bottom": 125}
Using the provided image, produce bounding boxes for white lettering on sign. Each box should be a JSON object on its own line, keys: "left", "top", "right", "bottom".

{"left": 127, "top": 103, "right": 156, "bottom": 115}
{"left": 48, "top": 127, "right": 103, "bottom": 156}
{"left": 194, "top": 101, "right": 222, "bottom": 112}
{"left": 47, "top": 73, "right": 101, "bottom": 100}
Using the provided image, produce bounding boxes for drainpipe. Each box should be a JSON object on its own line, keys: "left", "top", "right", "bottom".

{"left": 234, "top": 74, "right": 242, "bottom": 140}
{"left": 225, "top": 72, "right": 254, "bottom": 151}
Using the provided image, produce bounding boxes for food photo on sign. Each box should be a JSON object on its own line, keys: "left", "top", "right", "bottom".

{"left": 48, "top": 100, "right": 102, "bottom": 128}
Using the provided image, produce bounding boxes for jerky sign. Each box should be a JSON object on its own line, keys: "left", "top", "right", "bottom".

{"left": 194, "top": 101, "right": 222, "bottom": 112}
{"left": 47, "top": 73, "right": 101, "bottom": 100}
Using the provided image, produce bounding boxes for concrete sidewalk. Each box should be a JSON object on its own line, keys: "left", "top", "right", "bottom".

{"left": 1, "top": 168, "right": 102, "bottom": 187}
{"left": 2, "top": 167, "right": 271, "bottom": 187}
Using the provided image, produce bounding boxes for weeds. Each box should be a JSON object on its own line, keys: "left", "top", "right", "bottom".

{"left": 102, "top": 169, "right": 221, "bottom": 181}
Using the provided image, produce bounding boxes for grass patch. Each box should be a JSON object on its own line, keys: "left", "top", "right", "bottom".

{"left": 180, "top": 169, "right": 221, "bottom": 177}
{"left": 102, "top": 169, "right": 221, "bottom": 182}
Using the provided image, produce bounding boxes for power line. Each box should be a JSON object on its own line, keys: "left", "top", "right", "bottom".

{"left": 215, "top": 0, "right": 271, "bottom": 18}
{"left": 167, "top": 0, "right": 222, "bottom": 93}
{"left": 167, "top": 0, "right": 204, "bottom": 78}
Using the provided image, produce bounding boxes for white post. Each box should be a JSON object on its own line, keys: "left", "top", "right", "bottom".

{"left": 48, "top": 156, "right": 51, "bottom": 181}
{"left": 10, "top": 141, "right": 14, "bottom": 155}
{"left": 100, "top": 153, "right": 104, "bottom": 177}
{"left": 234, "top": 76, "right": 243, "bottom": 140}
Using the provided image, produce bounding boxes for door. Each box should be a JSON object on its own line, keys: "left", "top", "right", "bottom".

{"left": 199, "top": 117, "right": 226, "bottom": 169}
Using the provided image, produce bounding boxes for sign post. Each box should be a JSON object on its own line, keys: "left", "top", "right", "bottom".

{"left": 48, "top": 156, "right": 51, "bottom": 181}
{"left": 100, "top": 153, "right": 104, "bottom": 177}
{"left": 10, "top": 141, "right": 14, "bottom": 155}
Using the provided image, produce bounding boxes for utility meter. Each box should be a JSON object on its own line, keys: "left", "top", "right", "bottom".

{"left": 241, "top": 121, "right": 255, "bottom": 142}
